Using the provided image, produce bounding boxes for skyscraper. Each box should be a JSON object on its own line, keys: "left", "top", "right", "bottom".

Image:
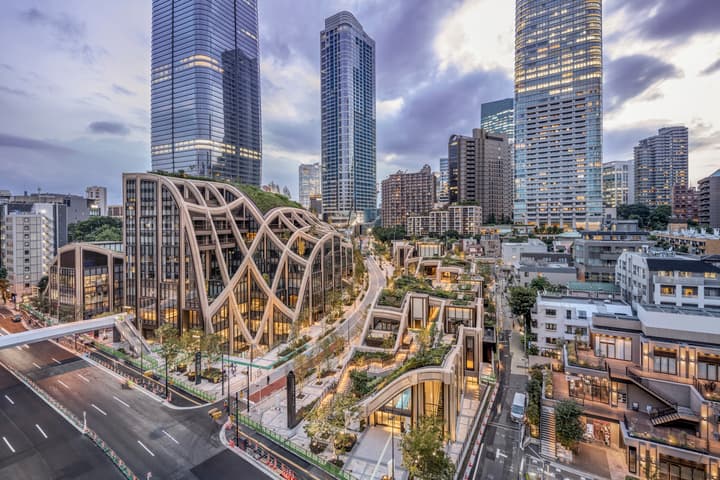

{"left": 437, "top": 158, "right": 449, "bottom": 204}
{"left": 151, "top": 0, "right": 262, "bottom": 185}
{"left": 602, "top": 160, "right": 634, "bottom": 208}
{"left": 634, "top": 126, "right": 689, "bottom": 207}
{"left": 481, "top": 98, "right": 514, "bottom": 142}
{"left": 514, "top": 0, "right": 603, "bottom": 228}
{"left": 298, "top": 163, "right": 321, "bottom": 209}
{"left": 320, "top": 11, "right": 376, "bottom": 224}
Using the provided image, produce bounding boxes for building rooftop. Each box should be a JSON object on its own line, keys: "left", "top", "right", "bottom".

{"left": 518, "top": 265, "right": 576, "bottom": 273}
{"left": 566, "top": 281, "right": 620, "bottom": 294}
{"left": 645, "top": 257, "right": 720, "bottom": 274}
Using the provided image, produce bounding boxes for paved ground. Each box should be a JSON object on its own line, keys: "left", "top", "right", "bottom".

{"left": 345, "top": 426, "right": 407, "bottom": 480}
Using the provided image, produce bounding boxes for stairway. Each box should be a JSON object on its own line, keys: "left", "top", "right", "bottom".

{"left": 114, "top": 315, "right": 151, "bottom": 357}
{"left": 626, "top": 368, "right": 675, "bottom": 408}
{"left": 651, "top": 406, "right": 700, "bottom": 426}
{"left": 540, "top": 406, "right": 557, "bottom": 458}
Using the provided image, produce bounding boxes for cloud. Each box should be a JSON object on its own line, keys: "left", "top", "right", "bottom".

{"left": 377, "top": 97, "right": 404, "bottom": 118}
{"left": 636, "top": 0, "right": 720, "bottom": 40}
{"left": 605, "top": 55, "right": 683, "bottom": 112}
{"left": 0, "top": 85, "right": 30, "bottom": 97}
{"left": 88, "top": 121, "right": 130, "bottom": 135}
{"left": 0, "top": 133, "right": 75, "bottom": 154}
{"left": 701, "top": 58, "right": 720, "bottom": 76}
{"left": 112, "top": 84, "right": 135, "bottom": 96}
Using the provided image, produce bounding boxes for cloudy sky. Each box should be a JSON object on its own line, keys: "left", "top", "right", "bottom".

{"left": 0, "top": 0, "right": 718, "bottom": 204}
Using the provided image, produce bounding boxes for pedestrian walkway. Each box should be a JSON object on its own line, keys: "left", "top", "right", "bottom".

{"left": 345, "top": 427, "right": 407, "bottom": 480}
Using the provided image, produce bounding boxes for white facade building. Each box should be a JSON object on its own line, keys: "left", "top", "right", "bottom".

{"left": 501, "top": 238, "right": 547, "bottom": 266}
{"left": 86, "top": 186, "right": 107, "bottom": 216}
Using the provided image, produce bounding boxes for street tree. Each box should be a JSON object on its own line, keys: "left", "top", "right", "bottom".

{"left": 400, "top": 416, "right": 455, "bottom": 480}
{"left": 508, "top": 286, "right": 536, "bottom": 322}
{"left": 555, "top": 399, "right": 584, "bottom": 451}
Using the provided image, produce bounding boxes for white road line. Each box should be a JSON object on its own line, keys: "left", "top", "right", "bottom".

{"left": 162, "top": 430, "right": 179, "bottom": 445}
{"left": 77, "top": 374, "right": 90, "bottom": 383}
{"left": 32, "top": 362, "right": 41, "bottom": 369}
{"left": 57, "top": 380, "right": 70, "bottom": 389}
{"left": 51, "top": 357, "right": 62, "bottom": 365}
{"left": 91, "top": 404, "right": 107, "bottom": 416}
{"left": 15, "top": 346, "right": 22, "bottom": 351}
{"left": 2, "top": 437, "right": 15, "bottom": 453}
{"left": 4, "top": 395, "right": 14, "bottom": 405}
{"left": 35, "top": 424, "right": 48, "bottom": 439}
{"left": 113, "top": 396, "right": 130, "bottom": 408}
{"left": 0, "top": 327, "right": 9, "bottom": 335}
{"left": 23, "top": 344, "right": 29, "bottom": 349}
{"left": 137, "top": 440, "right": 155, "bottom": 457}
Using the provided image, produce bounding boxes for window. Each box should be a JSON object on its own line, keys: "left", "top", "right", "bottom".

{"left": 653, "top": 348, "right": 677, "bottom": 375}
{"left": 682, "top": 287, "right": 698, "bottom": 297}
{"left": 578, "top": 311, "right": 587, "bottom": 320}
{"left": 566, "top": 310, "right": 572, "bottom": 320}
{"left": 465, "top": 337, "right": 475, "bottom": 370}
{"left": 660, "top": 285, "right": 675, "bottom": 296}
{"left": 706, "top": 272, "right": 718, "bottom": 279}
{"left": 698, "top": 354, "right": 720, "bottom": 381}
{"left": 545, "top": 309, "right": 556, "bottom": 317}
{"left": 545, "top": 323, "right": 557, "bottom": 331}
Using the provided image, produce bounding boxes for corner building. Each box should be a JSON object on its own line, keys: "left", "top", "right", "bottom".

{"left": 514, "top": 0, "right": 603, "bottom": 228}
{"left": 123, "top": 173, "right": 353, "bottom": 354}
{"left": 151, "top": 0, "right": 262, "bottom": 185}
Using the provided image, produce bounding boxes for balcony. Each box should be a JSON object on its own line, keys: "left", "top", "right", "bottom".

{"left": 622, "top": 412, "right": 720, "bottom": 456}
{"left": 565, "top": 341, "right": 607, "bottom": 372}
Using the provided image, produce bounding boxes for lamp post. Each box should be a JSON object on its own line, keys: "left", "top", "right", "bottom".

{"left": 247, "top": 344, "right": 253, "bottom": 413}
{"left": 390, "top": 414, "right": 395, "bottom": 480}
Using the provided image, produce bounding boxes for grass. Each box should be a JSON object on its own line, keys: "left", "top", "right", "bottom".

{"left": 378, "top": 275, "right": 458, "bottom": 307}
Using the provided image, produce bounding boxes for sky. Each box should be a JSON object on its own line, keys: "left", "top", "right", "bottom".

{"left": 0, "top": 0, "right": 718, "bottom": 204}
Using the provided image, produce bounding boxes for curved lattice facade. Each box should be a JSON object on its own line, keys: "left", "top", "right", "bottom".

{"left": 123, "top": 173, "right": 353, "bottom": 354}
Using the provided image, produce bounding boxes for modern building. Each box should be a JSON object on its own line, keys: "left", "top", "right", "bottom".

{"left": 86, "top": 186, "right": 107, "bottom": 216}
{"left": 150, "top": 0, "right": 262, "bottom": 185}
{"left": 481, "top": 98, "right": 514, "bottom": 142}
{"left": 501, "top": 238, "right": 547, "bottom": 267}
{"left": 698, "top": 169, "right": 720, "bottom": 228}
{"left": 573, "top": 220, "right": 654, "bottom": 283}
{"left": 122, "top": 173, "right": 353, "bottom": 353}
{"left": 320, "top": 11, "right": 376, "bottom": 224}
{"left": 309, "top": 195, "right": 322, "bottom": 217}
{"left": 107, "top": 205, "right": 123, "bottom": 219}
{"left": 671, "top": 185, "right": 698, "bottom": 222}
{"left": 532, "top": 293, "right": 632, "bottom": 354}
{"left": 514, "top": 0, "right": 603, "bottom": 229}
{"left": 448, "top": 129, "right": 512, "bottom": 223}
{"left": 615, "top": 250, "right": 720, "bottom": 309}
{"left": 518, "top": 263, "right": 577, "bottom": 288}
{"left": 654, "top": 230, "right": 720, "bottom": 256}
{"left": 380, "top": 165, "right": 435, "bottom": 228}
{"left": 406, "top": 205, "right": 483, "bottom": 237}
{"left": 47, "top": 242, "right": 124, "bottom": 321}
{"left": 8, "top": 192, "right": 94, "bottom": 226}
{"left": 437, "top": 157, "right": 449, "bottom": 204}
{"left": 602, "top": 160, "right": 634, "bottom": 208}
{"left": 634, "top": 126, "right": 689, "bottom": 207}
{"left": 298, "top": 163, "right": 321, "bottom": 209}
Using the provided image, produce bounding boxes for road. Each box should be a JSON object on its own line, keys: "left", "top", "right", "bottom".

{"left": 0, "top": 305, "right": 269, "bottom": 480}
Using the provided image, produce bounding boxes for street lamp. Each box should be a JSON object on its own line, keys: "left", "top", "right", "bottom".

{"left": 390, "top": 414, "right": 395, "bottom": 480}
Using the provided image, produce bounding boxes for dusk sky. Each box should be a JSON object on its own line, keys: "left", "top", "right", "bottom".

{"left": 0, "top": 0, "right": 718, "bottom": 204}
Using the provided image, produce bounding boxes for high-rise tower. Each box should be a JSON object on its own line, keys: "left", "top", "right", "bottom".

{"left": 151, "top": 0, "right": 262, "bottom": 185}
{"left": 634, "top": 126, "right": 688, "bottom": 207}
{"left": 320, "top": 11, "right": 376, "bottom": 224}
{"left": 514, "top": 0, "right": 603, "bottom": 228}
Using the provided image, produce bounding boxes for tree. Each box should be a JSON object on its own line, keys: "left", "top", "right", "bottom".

{"left": 555, "top": 400, "right": 584, "bottom": 451}
{"left": 508, "top": 286, "right": 536, "bottom": 322}
{"left": 400, "top": 416, "right": 455, "bottom": 480}
{"left": 68, "top": 216, "right": 122, "bottom": 242}
{"left": 0, "top": 271, "right": 9, "bottom": 305}
{"left": 525, "top": 366, "right": 543, "bottom": 429}
{"left": 37, "top": 275, "right": 49, "bottom": 293}
{"left": 529, "top": 276, "right": 553, "bottom": 292}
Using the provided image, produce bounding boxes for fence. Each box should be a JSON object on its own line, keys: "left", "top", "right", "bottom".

{"left": 236, "top": 412, "right": 357, "bottom": 480}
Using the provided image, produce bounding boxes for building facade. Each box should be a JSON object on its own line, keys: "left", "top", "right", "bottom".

{"left": 380, "top": 165, "right": 435, "bottom": 228}
{"left": 320, "top": 11, "right": 376, "bottom": 224}
{"left": 150, "top": 0, "right": 262, "bottom": 185}
{"left": 438, "top": 157, "right": 449, "bottom": 204}
{"left": 123, "top": 173, "right": 353, "bottom": 354}
{"left": 514, "top": 0, "right": 603, "bottom": 228}
{"left": 654, "top": 230, "right": 720, "bottom": 256}
{"left": 671, "top": 185, "right": 698, "bottom": 222}
{"left": 602, "top": 160, "right": 634, "bottom": 208}
{"left": 86, "top": 186, "right": 107, "bottom": 216}
{"left": 448, "top": 129, "right": 512, "bottom": 223}
{"left": 406, "top": 205, "right": 482, "bottom": 237}
{"left": 480, "top": 98, "right": 514, "bottom": 142}
{"left": 107, "top": 205, "right": 123, "bottom": 219}
{"left": 634, "top": 126, "right": 688, "bottom": 208}
{"left": 298, "top": 163, "right": 321, "bottom": 209}
{"left": 699, "top": 169, "right": 720, "bottom": 228}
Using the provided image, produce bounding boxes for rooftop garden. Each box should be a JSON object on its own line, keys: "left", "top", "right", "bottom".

{"left": 377, "top": 276, "right": 458, "bottom": 307}
{"left": 566, "top": 341, "right": 605, "bottom": 370}
{"left": 441, "top": 256, "right": 469, "bottom": 267}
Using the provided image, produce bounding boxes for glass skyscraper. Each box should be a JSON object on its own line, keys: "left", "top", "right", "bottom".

{"left": 320, "top": 11, "right": 376, "bottom": 224}
{"left": 514, "top": 0, "right": 603, "bottom": 228}
{"left": 151, "top": 0, "right": 262, "bottom": 185}
{"left": 481, "top": 98, "right": 514, "bottom": 143}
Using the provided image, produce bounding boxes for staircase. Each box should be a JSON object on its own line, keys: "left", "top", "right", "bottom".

{"left": 540, "top": 406, "right": 557, "bottom": 458}
{"left": 113, "top": 315, "right": 151, "bottom": 357}
{"left": 651, "top": 406, "right": 700, "bottom": 426}
{"left": 626, "top": 368, "right": 675, "bottom": 408}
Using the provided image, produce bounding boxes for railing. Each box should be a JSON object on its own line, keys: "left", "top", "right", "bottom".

{"left": 236, "top": 413, "right": 357, "bottom": 480}
{"left": 625, "top": 367, "right": 677, "bottom": 408}
{"left": 623, "top": 414, "right": 710, "bottom": 455}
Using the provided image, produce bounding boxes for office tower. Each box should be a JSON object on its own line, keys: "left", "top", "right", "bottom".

{"left": 298, "top": 163, "right": 321, "bottom": 209}
{"left": 634, "top": 126, "right": 689, "bottom": 207}
{"left": 698, "top": 169, "right": 720, "bottom": 228}
{"left": 438, "top": 158, "right": 449, "bottom": 204}
{"left": 448, "top": 129, "right": 512, "bottom": 224}
{"left": 86, "top": 186, "right": 107, "bottom": 216}
{"left": 380, "top": 165, "right": 435, "bottom": 228}
{"left": 514, "top": 0, "right": 603, "bottom": 228}
{"left": 321, "top": 11, "right": 376, "bottom": 224}
{"left": 602, "top": 160, "right": 634, "bottom": 208}
{"left": 481, "top": 98, "right": 514, "bottom": 142}
{"left": 151, "top": 0, "right": 262, "bottom": 185}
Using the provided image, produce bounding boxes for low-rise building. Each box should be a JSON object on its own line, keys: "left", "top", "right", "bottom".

{"left": 615, "top": 250, "right": 720, "bottom": 309}
{"left": 654, "top": 230, "right": 720, "bottom": 255}
{"left": 501, "top": 238, "right": 547, "bottom": 266}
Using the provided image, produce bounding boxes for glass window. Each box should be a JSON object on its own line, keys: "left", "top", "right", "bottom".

{"left": 545, "top": 309, "right": 556, "bottom": 317}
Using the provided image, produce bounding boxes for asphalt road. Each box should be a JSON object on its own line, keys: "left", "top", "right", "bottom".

{"left": 0, "top": 305, "right": 269, "bottom": 480}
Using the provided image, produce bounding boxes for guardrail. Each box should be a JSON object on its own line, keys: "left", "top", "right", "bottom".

{"left": 236, "top": 412, "right": 357, "bottom": 480}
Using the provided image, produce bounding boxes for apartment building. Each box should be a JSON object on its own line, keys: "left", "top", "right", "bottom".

{"left": 406, "top": 205, "right": 482, "bottom": 237}
{"left": 381, "top": 164, "right": 435, "bottom": 227}
{"left": 501, "top": 238, "right": 547, "bottom": 267}
{"left": 654, "top": 230, "right": 720, "bottom": 256}
{"left": 698, "top": 169, "right": 720, "bottom": 228}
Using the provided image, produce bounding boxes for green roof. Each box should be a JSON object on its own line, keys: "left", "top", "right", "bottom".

{"left": 566, "top": 281, "right": 620, "bottom": 294}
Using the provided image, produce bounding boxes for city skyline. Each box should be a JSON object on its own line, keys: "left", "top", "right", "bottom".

{"left": 0, "top": 1, "right": 718, "bottom": 204}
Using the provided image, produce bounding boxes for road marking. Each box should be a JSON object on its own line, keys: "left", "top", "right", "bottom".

{"left": 32, "top": 362, "right": 41, "bottom": 369}
{"left": 35, "top": 424, "right": 48, "bottom": 439}
{"left": 23, "top": 344, "right": 29, "bottom": 349}
{"left": 0, "top": 327, "right": 9, "bottom": 335}
{"left": 91, "top": 404, "right": 107, "bottom": 416}
{"left": 137, "top": 440, "right": 155, "bottom": 457}
{"left": 162, "top": 430, "right": 179, "bottom": 445}
{"left": 52, "top": 357, "right": 62, "bottom": 365}
{"left": 15, "top": 346, "right": 22, "bottom": 351}
{"left": 4, "top": 395, "right": 14, "bottom": 405}
{"left": 77, "top": 373, "right": 90, "bottom": 383}
{"left": 113, "top": 396, "right": 130, "bottom": 408}
{"left": 57, "top": 380, "right": 70, "bottom": 389}
{"left": 2, "top": 437, "right": 15, "bottom": 453}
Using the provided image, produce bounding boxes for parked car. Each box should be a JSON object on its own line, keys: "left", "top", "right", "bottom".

{"left": 511, "top": 392, "right": 527, "bottom": 423}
